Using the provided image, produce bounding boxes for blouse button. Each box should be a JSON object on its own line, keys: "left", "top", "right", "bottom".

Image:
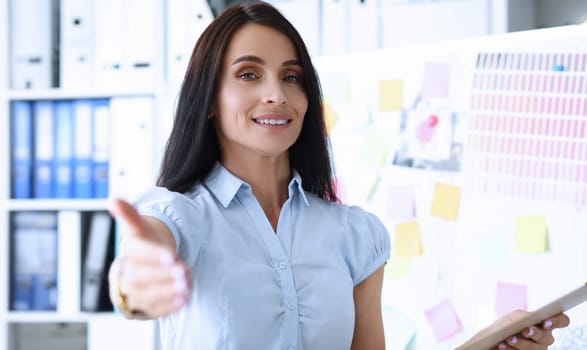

{"left": 278, "top": 261, "right": 287, "bottom": 269}
{"left": 287, "top": 302, "right": 296, "bottom": 310}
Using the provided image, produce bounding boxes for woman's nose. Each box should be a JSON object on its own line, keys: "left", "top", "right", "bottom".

{"left": 262, "top": 79, "right": 287, "bottom": 104}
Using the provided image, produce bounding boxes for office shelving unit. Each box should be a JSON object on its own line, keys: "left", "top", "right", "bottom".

{"left": 1, "top": 0, "right": 585, "bottom": 349}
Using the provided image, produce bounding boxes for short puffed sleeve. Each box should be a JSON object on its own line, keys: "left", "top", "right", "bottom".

{"left": 343, "top": 205, "right": 391, "bottom": 285}
{"left": 134, "top": 187, "right": 210, "bottom": 267}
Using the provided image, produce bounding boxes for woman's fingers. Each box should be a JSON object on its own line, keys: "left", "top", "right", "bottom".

{"left": 520, "top": 326, "right": 554, "bottom": 346}
{"left": 500, "top": 313, "right": 570, "bottom": 349}
{"left": 543, "top": 313, "right": 570, "bottom": 329}
{"left": 117, "top": 256, "right": 191, "bottom": 317}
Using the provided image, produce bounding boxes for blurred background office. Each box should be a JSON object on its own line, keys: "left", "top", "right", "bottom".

{"left": 1, "top": 0, "right": 586, "bottom": 349}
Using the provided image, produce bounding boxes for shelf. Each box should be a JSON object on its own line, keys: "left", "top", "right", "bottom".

{"left": 6, "top": 199, "right": 110, "bottom": 211}
{"left": 6, "top": 88, "right": 165, "bottom": 101}
{"left": 5, "top": 311, "right": 122, "bottom": 324}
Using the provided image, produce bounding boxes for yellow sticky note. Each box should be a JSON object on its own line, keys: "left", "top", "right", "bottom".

{"left": 322, "top": 101, "right": 339, "bottom": 134}
{"left": 393, "top": 221, "right": 424, "bottom": 258}
{"left": 385, "top": 257, "right": 411, "bottom": 279}
{"left": 515, "top": 216, "right": 548, "bottom": 253}
{"left": 430, "top": 182, "right": 461, "bottom": 221}
{"left": 379, "top": 80, "right": 403, "bottom": 112}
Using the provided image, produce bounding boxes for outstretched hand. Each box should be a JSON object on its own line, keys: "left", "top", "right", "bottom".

{"left": 107, "top": 198, "right": 191, "bottom": 319}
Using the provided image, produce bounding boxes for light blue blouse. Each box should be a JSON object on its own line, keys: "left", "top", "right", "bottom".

{"left": 136, "top": 163, "right": 391, "bottom": 350}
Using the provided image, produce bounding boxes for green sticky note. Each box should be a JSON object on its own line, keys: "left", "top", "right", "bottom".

{"left": 384, "top": 257, "right": 411, "bottom": 279}
{"left": 514, "top": 215, "right": 548, "bottom": 253}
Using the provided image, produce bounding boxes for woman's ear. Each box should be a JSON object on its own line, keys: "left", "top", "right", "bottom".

{"left": 208, "top": 105, "right": 218, "bottom": 119}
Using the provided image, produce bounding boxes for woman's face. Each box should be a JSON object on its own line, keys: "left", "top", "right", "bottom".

{"left": 213, "top": 23, "right": 308, "bottom": 162}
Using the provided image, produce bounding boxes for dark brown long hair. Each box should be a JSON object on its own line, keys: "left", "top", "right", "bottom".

{"left": 157, "top": 1, "right": 337, "bottom": 202}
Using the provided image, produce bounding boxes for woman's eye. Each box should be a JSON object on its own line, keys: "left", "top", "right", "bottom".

{"left": 284, "top": 74, "right": 300, "bottom": 83}
{"left": 239, "top": 72, "right": 257, "bottom": 80}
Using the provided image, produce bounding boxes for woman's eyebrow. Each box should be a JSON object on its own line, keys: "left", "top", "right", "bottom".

{"left": 282, "top": 59, "right": 302, "bottom": 67}
{"left": 232, "top": 55, "right": 264, "bottom": 65}
{"left": 231, "top": 55, "right": 302, "bottom": 68}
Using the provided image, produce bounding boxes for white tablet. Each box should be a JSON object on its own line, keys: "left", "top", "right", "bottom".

{"left": 456, "top": 282, "right": 587, "bottom": 350}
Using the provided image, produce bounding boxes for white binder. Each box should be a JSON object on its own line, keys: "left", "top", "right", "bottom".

{"left": 320, "top": 0, "right": 347, "bottom": 56}
{"left": 93, "top": 0, "right": 125, "bottom": 89}
{"left": 380, "top": 1, "right": 489, "bottom": 48}
{"left": 60, "top": 0, "right": 95, "bottom": 88}
{"left": 9, "top": 0, "right": 57, "bottom": 89}
{"left": 109, "top": 97, "right": 156, "bottom": 202}
{"left": 166, "top": 0, "right": 213, "bottom": 85}
{"left": 348, "top": 0, "right": 379, "bottom": 52}
{"left": 125, "top": 0, "right": 164, "bottom": 87}
{"left": 268, "top": 0, "right": 320, "bottom": 56}
{"left": 266, "top": 0, "right": 320, "bottom": 57}
{"left": 57, "top": 210, "right": 82, "bottom": 315}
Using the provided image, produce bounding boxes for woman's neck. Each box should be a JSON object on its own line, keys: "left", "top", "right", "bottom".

{"left": 221, "top": 154, "right": 291, "bottom": 232}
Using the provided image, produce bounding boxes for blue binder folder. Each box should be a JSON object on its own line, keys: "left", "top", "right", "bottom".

{"left": 10, "top": 101, "right": 34, "bottom": 199}
{"left": 73, "top": 99, "right": 94, "bottom": 198}
{"left": 91, "top": 99, "right": 110, "bottom": 198}
{"left": 54, "top": 100, "right": 75, "bottom": 198}
{"left": 11, "top": 211, "right": 58, "bottom": 311}
{"left": 33, "top": 101, "right": 56, "bottom": 198}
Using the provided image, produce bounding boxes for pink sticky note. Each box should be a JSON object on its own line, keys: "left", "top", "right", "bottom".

{"left": 420, "top": 62, "right": 451, "bottom": 99}
{"left": 386, "top": 186, "right": 416, "bottom": 220}
{"left": 425, "top": 299, "right": 463, "bottom": 342}
{"left": 496, "top": 281, "right": 527, "bottom": 317}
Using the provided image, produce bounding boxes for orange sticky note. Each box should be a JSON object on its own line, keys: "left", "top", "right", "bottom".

{"left": 379, "top": 80, "right": 403, "bottom": 112}
{"left": 393, "top": 221, "right": 423, "bottom": 258}
{"left": 514, "top": 215, "right": 548, "bottom": 253}
{"left": 322, "top": 101, "right": 339, "bottom": 134}
{"left": 430, "top": 182, "right": 460, "bottom": 221}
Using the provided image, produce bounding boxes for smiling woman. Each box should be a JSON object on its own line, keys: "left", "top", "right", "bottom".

{"left": 105, "top": 2, "right": 570, "bottom": 350}
{"left": 213, "top": 23, "right": 308, "bottom": 167}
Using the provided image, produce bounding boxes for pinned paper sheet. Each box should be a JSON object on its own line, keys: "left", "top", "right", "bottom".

{"left": 430, "top": 182, "right": 461, "bottom": 221}
{"left": 393, "top": 221, "right": 423, "bottom": 258}
{"left": 495, "top": 281, "right": 527, "bottom": 317}
{"left": 420, "top": 62, "right": 451, "bottom": 99}
{"left": 379, "top": 80, "right": 403, "bottom": 112}
{"left": 514, "top": 215, "right": 548, "bottom": 253}
{"left": 363, "top": 132, "right": 389, "bottom": 167}
{"left": 320, "top": 71, "right": 350, "bottom": 103}
{"left": 383, "top": 305, "right": 417, "bottom": 349}
{"left": 385, "top": 186, "right": 416, "bottom": 220}
{"left": 384, "top": 257, "right": 411, "bottom": 279}
{"left": 425, "top": 298, "right": 463, "bottom": 342}
{"left": 322, "top": 100, "right": 339, "bottom": 134}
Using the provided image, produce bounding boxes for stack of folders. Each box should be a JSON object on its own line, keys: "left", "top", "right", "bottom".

{"left": 10, "top": 0, "right": 217, "bottom": 89}
{"left": 81, "top": 211, "right": 115, "bottom": 312}
{"left": 10, "top": 0, "right": 165, "bottom": 89}
{"left": 10, "top": 211, "right": 58, "bottom": 311}
{"left": 10, "top": 99, "right": 111, "bottom": 200}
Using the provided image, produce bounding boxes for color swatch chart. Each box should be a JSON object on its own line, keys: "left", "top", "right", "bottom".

{"left": 463, "top": 52, "right": 587, "bottom": 207}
